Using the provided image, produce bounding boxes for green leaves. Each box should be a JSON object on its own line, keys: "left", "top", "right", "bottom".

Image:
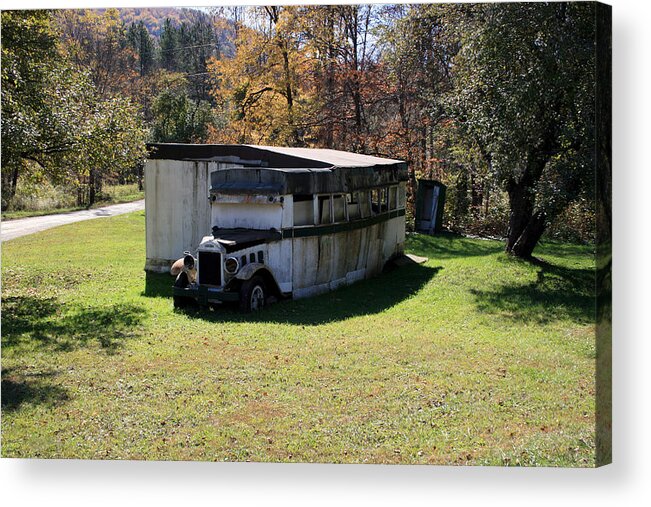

{"left": 448, "top": 3, "right": 596, "bottom": 195}
{"left": 151, "top": 88, "right": 214, "bottom": 143}
{"left": 1, "top": 10, "right": 148, "bottom": 209}
{"left": 127, "top": 21, "right": 155, "bottom": 77}
{"left": 442, "top": 3, "right": 598, "bottom": 254}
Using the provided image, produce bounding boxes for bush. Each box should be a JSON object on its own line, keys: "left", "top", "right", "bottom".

{"left": 5, "top": 180, "right": 143, "bottom": 215}
{"left": 443, "top": 187, "right": 509, "bottom": 239}
{"left": 99, "top": 183, "right": 142, "bottom": 204}
{"left": 545, "top": 199, "right": 596, "bottom": 244}
{"left": 8, "top": 181, "right": 77, "bottom": 212}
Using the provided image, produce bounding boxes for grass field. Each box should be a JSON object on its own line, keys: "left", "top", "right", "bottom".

{"left": 1, "top": 212, "right": 597, "bottom": 465}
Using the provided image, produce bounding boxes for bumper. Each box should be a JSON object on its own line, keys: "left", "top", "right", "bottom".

{"left": 173, "top": 284, "right": 240, "bottom": 305}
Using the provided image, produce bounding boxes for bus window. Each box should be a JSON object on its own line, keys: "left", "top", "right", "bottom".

{"left": 293, "top": 194, "right": 314, "bottom": 226}
{"left": 371, "top": 189, "right": 380, "bottom": 214}
{"left": 333, "top": 195, "right": 346, "bottom": 222}
{"left": 371, "top": 188, "right": 388, "bottom": 214}
{"left": 347, "top": 193, "right": 361, "bottom": 220}
{"left": 389, "top": 186, "right": 398, "bottom": 210}
{"left": 397, "top": 184, "right": 406, "bottom": 209}
{"left": 318, "top": 195, "right": 332, "bottom": 224}
{"left": 359, "top": 190, "right": 371, "bottom": 218}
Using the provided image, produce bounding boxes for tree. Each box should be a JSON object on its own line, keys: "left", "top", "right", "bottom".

{"left": 127, "top": 20, "right": 155, "bottom": 76}
{"left": 208, "top": 7, "right": 310, "bottom": 145}
{"left": 1, "top": 10, "right": 60, "bottom": 208}
{"left": 297, "top": 5, "right": 381, "bottom": 152}
{"left": 55, "top": 9, "right": 135, "bottom": 99}
{"left": 77, "top": 96, "right": 148, "bottom": 205}
{"left": 261, "top": 6, "right": 303, "bottom": 145}
{"left": 337, "top": 4, "right": 374, "bottom": 151}
{"left": 159, "top": 18, "right": 179, "bottom": 71}
{"left": 374, "top": 4, "right": 457, "bottom": 205}
{"left": 151, "top": 77, "right": 215, "bottom": 143}
{"left": 1, "top": 10, "right": 148, "bottom": 209}
{"left": 448, "top": 2, "right": 596, "bottom": 257}
{"left": 175, "top": 17, "right": 220, "bottom": 102}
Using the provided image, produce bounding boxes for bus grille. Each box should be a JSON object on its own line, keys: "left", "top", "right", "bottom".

{"left": 198, "top": 251, "right": 221, "bottom": 286}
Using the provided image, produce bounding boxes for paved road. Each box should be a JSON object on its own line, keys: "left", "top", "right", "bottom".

{"left": 1, "top": 199, "right": 145, "bottom": 242}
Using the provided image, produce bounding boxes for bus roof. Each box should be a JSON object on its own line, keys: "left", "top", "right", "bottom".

{"left": 148, "top": 143, "right": 408, "bottom": 195}
{"left": 147, "top": 143, "right": 405, "bottom": 170}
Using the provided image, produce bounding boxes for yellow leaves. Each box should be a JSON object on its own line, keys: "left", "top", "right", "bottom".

{"left": 208, "top": 15, "right": 310, "bottom": 146}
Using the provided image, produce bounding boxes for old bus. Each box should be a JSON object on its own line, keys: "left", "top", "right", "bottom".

{"left": 145, "top": 144, "right": 407, "bottom": 311}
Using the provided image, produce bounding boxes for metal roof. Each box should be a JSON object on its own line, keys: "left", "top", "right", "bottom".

{"left": 247, "top": 145, "right": 404, "bottom": 168}
{"left": 147, "top": 143, "right": 405, "bottom": 170}
{"left": 148, "top": 143, "right": 409, "bottom": 194}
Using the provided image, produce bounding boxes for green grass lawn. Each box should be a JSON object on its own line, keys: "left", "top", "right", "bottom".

{"left": 1, "top": 212, "right": 596, "bottom": 466}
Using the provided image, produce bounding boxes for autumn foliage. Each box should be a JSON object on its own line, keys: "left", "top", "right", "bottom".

{"left": 1, "top": 4, "right": 599, "bottom": 250}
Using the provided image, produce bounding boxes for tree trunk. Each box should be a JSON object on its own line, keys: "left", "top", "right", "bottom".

{"left": 454, "top": 171, "right": 469, "bottom": 219}
{"left": 470, "top": 172, "right": 483, "bottom": 218}
{"left": 10, "top": 164, "right": 20, "bottom": 201}
{"left": 505, "top": 182, "right": 534, "bottom": 253}
{"left": 505, "top": 182, "right": 546, "bottom": 258}
{"left": 2, "top": 163, "right": 20, "bottom": 210}
{"left": 511, "top": 210, "right": 546, "bottom": 258}
{"left": 279, "top": 43, "right": 300, "bottom": 145}
{"left": 95, "top": 171, "right": 103, "bottom": 201}
{"left": 324, "top": 13, "right": 336, "bottom": 149}
{"left": 89, "top": 169, "right": 96, "bottom": 206}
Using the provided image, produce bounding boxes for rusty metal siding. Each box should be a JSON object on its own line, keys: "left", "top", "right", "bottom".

{"left": 315, "top": 235, "right": 334, "bottom": 286}
{"left": 267, "top": 239, "right": 293, "bottom": 293}
{"left": 292, "top": 237, "right": 319, "bottom": 290}
{"left": 289, "top": 214, "right": 404, "bottom": 298}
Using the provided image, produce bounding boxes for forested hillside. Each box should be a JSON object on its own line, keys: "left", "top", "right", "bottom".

{"left": 1, "top": 4, "right": 599, "bottom": 253}
{"left": 114, "top": 7, "right": 218, "bottom": 37}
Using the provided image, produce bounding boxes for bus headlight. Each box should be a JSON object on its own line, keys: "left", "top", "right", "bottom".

{"left": 224, "top": 256, "right": 240, "bottom": 275}
{"left": 183, "top": 253, "right": 195, "bottom": 270}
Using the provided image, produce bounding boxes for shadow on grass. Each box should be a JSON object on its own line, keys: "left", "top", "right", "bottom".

{"left": 143, "top": 271, "right": 174, "bottom": 298}
{"left": 471, "top": 258, "right": 595, "bottom": 324}
{"left": 1, "top": 296, "right": 147, "bottom": 353}
{"left": 534, "top": 240, "right": 595, "bottom": 259}
{"left": 148, "top": 264, "right": 442, "bottom": 325}
{"left": 1, "top": 368, "right": 69, "bottom": 413}
{"left": 407, "top": 232, "right": 503, "bottom": 259}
